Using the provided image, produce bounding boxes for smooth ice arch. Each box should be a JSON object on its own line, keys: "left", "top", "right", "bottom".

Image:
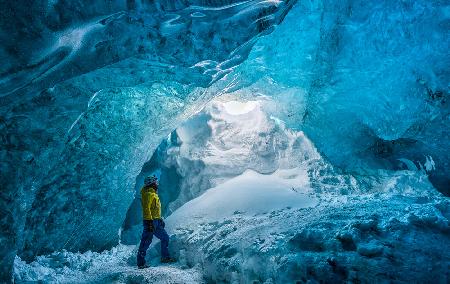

{"left": 1, "top": 0, "right": 449, "bottom": 281}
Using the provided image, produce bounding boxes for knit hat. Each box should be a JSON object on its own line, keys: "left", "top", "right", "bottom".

{"left": 144, "top": 175, "right": 158, "bottom": 187}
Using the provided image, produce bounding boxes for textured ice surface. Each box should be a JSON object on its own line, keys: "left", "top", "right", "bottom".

{"left": 15, "top": 165, "right": 448, "bottom": 282}
{"left": 0, "top": 0, "right": 293, "bottom": 96}
{"left": 222, "top": 0, "right": 450, "bottom": 193}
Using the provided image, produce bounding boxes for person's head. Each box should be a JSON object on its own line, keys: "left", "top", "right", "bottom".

{"left": 144, "top": 175, "right": 158, "bottom": 189}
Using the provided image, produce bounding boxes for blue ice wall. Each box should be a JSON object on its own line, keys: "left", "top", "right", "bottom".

{"left": 225, "top": 0, "right": 449, "bottom": 191}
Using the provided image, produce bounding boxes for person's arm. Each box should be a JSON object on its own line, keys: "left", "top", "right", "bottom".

{"left": 141, "top": 190, "right": 153, "bottom": 220}
{"left": 151, "top": 194, "right": 165, "bottom": 227}
{"left": 150, "top": 193, "right": 162, "bottom": 219}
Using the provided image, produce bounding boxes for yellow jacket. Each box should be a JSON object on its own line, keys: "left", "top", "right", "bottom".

{"left": 141, "top": 186, "right": 161, "bottom": 220}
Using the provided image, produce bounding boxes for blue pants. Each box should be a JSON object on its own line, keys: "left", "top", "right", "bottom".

{"left": 137, "top": 219, "right": 170, "bottom": 266}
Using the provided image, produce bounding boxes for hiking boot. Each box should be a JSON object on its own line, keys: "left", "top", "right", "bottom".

{"left": 138, "top": 264, "right": 150, "bottom": 269}
{"left": 161, "top": 257, "right": 176, "bottom": 263}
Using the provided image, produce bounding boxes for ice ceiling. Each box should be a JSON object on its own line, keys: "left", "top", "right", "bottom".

{"left": 0, "top": 0, "right": 449, "bottom": 281}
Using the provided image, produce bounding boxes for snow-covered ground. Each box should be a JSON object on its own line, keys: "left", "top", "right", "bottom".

{"left": 14, "top": 245, "right": 204, "bottom": 284}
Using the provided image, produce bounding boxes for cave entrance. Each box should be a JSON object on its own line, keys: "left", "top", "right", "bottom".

{"left": 120, "top": 98, "right": 299, "bottom": 244}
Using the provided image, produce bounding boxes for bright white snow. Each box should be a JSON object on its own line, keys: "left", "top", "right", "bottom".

{"left": 168, "top": 169, "right": 316, "bottom": 223}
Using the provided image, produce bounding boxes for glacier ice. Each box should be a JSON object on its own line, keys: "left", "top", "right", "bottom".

{"left": 1, "top": 0, "right": 449, "bottom": 282}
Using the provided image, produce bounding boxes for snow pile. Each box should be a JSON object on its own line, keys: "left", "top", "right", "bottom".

{"left": 169, "top": 169, "right": 317, "bottom": 222}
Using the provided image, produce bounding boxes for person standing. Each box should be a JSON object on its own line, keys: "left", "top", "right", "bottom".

{"left": 137, "top": 175, "right": 175, "bottom": 268}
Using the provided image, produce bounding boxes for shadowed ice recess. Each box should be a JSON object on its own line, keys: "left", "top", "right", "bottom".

{"left": 1, "top": 0, "right": 449, "bottom": 282}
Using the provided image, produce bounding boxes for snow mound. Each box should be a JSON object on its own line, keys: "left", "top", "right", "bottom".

{"left": 169, "top": 169, "right": 316, "bottom": 223}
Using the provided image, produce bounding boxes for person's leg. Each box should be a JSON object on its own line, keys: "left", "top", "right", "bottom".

{"left": 137, "top": 220, "right": 154, "bottom": 267}
{"left": 153, "top": 220, "right": 170, "bottom": 259}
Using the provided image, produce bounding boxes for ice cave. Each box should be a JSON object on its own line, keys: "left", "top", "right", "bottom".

{"left": 1, "top": 0, "right": 449, "bottom": 283}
